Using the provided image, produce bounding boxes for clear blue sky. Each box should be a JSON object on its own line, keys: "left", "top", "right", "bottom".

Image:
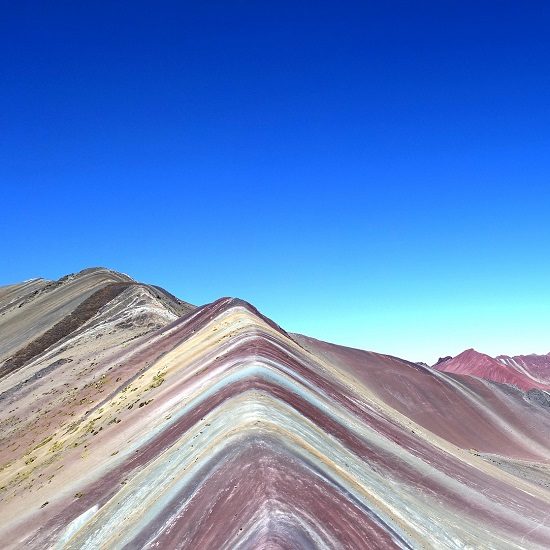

{"left": 1, "top": 2, "right": 549, "bottom": 363}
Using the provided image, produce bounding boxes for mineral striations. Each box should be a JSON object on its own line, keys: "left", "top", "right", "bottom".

{"left": 0, "top": 269, "right": 548, "bottom": 549}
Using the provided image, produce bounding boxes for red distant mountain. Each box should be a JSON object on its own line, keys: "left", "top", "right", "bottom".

{"left": 432, "top": 348, "right": 550, "bottom": 391}
{"left": 1, "top": 269, "right": 550, "bottom": 548}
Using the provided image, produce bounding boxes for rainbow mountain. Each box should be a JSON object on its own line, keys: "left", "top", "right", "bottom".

{"left": 0, "top": 268, "right": 549, "bottom": 549}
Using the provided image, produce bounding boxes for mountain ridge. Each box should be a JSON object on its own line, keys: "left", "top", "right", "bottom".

{"left": 433, "top": 348, "right": 550, "bottom": 391}
{"left": 0, "top": 269, "right": 549, "bottom": 549}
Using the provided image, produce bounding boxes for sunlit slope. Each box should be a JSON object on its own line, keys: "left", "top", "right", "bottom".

{"left": 1, "top": 290, "right": 548, "bottom": 549}
{"left": 433, "top": 348, "right": 550, "bottom": 391}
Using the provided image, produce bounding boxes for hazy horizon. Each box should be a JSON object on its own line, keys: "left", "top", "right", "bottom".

{"left": 2, "top": 265, "right": 549, "bottom": 366}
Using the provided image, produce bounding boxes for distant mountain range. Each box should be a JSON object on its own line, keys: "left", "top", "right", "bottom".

{"left": 0, "top": 268, "right": 548, "bottom": 549}
{"left": 432, "top": 349, "right": 550, "bottom": 391}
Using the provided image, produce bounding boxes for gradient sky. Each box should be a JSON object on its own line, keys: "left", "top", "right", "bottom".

{"left": 1, "top": 2, "right": 550, "bottom": 363}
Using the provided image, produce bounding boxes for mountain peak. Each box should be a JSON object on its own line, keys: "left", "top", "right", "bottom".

{"left": 1, "top": 268, "right": 549, "bottom": 548}
{"left": 433, "top": 347, "right": 550, "bottom": 391}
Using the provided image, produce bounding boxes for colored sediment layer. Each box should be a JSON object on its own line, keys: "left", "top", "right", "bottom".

{"left": 0, "top": 271, "right": 549, "bottom": 549}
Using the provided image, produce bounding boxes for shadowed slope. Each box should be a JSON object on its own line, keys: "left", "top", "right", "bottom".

{"left": 0, "top": 268, "right": 195, "bottom": 379}
{"left": 0, "top": 268, "right": 132, "bottom": 364}
{"left": 1, "top": 283, "right": 132, "bottom": 378}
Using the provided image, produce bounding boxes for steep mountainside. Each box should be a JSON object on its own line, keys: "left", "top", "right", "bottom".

{"left": 0, "top": 271, "right": 548, "bottom": 549}
{"left": 0, "top": 268, "right": 194, "bottom": 378}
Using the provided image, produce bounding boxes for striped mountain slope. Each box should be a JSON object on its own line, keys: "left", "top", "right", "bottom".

{"left": 0, "top": 272, "right": 548, "bottom": 549}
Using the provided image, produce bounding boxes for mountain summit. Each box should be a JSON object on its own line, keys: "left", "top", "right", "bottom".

{"left": 0, "top": 269, "right": 549, "bottom": 549}
{"left": 433, "top": 348, "right": 550, "bottom": 391}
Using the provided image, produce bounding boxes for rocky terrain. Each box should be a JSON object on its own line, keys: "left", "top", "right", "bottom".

{"left": 0, "top": 269, "right": 548, "bottom": 549}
